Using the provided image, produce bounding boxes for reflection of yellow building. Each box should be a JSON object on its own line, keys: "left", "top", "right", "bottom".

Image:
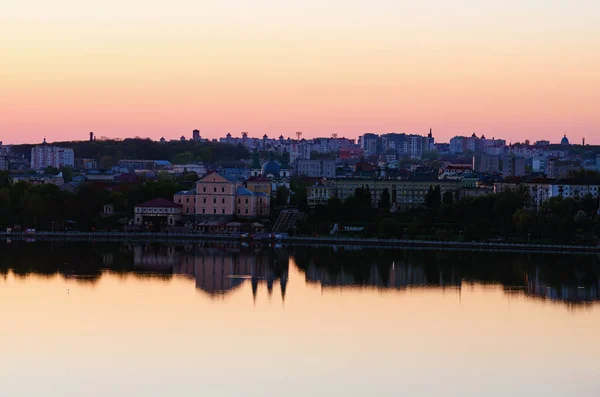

{"left": 169, "top": 245, "right": 289, "bottom": 300}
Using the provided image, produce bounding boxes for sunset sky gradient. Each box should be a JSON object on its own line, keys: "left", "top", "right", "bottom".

{"left": 2, "top": 0, "right": 599, "bottom": 144}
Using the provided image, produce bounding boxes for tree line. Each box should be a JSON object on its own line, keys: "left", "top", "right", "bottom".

{"left": 302, "top": 185, "right": 600, "bottom": 244}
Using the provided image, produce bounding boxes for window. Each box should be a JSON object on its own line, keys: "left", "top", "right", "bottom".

{"left": 245, "top": 209, "right": 248, "bottom": 214}
{"left": 222, "top": 209, "right": 225, "bottom": 214}
{"left": 213, "top": 187, "right": 217, "bottom": 192}
{"left": 203, "top": 198, "right": 206, "bottom": 203}
{"left": 222, "top": 198, "right": 225, "bottom": 204}
{"left": 202, "top": 209, "right": 205, "bottom": 214}
{"left": 186, "top": 197, "right": 189, "bottom": 203}
{"left": 203, "top": 187, "right": 206, "bottom": 192}
{"left": 186, "top": 208, "right": 189, "bottom": 213}
{"left": 237, "top": 199, "right": 240, "bottom": 204}
{"left": 237, "top": 209, "right": 240, "bottom": 214}
{"left": 245, "top": 199, "right": 248, "bottom": 204}
{"left": 213, "top": 209, "right": 216, "bottom": 214}
{"left": 213, "top": 198, "right": 216, "bottom": 204}
{"left": 221, "top": 187, "right": 225, "bottom": 192}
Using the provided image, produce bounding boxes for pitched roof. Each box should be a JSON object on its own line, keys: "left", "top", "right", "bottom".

{"left": 136, "top": 198, "right": 182, "bottom": 208}
{"left": 236, "top": 186, "right": 255, "bottom": 196}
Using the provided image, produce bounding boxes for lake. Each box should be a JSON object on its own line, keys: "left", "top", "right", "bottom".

{"left": 1, "top": 241, "right": 599, "bottom": 396}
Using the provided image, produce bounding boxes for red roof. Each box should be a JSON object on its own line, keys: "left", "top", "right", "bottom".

{"left": 136, "top": 198, "right": 181, "bottom": 208}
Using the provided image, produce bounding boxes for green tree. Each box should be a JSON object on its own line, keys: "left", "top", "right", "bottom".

{"left": 274, "top": 186, "right": 290, "bottom": 207}
{"left": 99, "top": 156, "right": 114, "bottom": 169}
{"left": 425, "top": 185, "right": 441, "bottom": 210}
{"left": 379, "top": 188, "right": 391, "bottom": 210}
{"left": 44, "top": 165, "right": 59, "bottom": 175}
{"left": 442, "top": 191, "right": 454, "bottom": 205}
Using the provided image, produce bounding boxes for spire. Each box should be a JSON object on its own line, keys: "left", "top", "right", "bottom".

{"left": 281, "top": 148, "right": 290, "bottom": 169}
{"left": 251, "top": 148, "right": 261, "bottom": 170}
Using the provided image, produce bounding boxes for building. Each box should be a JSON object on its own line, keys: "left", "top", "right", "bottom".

{"left": 174, "top": 172, "right": 270, "bottom": 220}
{"left": 473, "top": 153, "right": 501, "bottom": 174}
{"left": 495, "top": 178, "right": 600, "bottom": 209}
{"left": 117, "top": 159, "right": 173, "bottom": 172}
{"left": 290, "top": 141, "right": 311, "bottom": 162}
{"left": 30, "top": 139, "right": 75, "bottom": 170}
{"left": 74, "top": 158, "right": 98, "bottom": 171}
{"left": 502, "top": 156, "right": 526, "bottom": 178}
{"left": 547, "top": 159, "right": 581, "bottom": 179}
{"left": 9, "top": 173, "right": 65, "bottom": 186}
{"left": 296, "top": 159, "right": 336, "bottom": 178}
{"left": 0, "top": 155, "right": 7, "bottom": 171}
{"left": 246, "top": 177, "right": 272, "bottom": 196}
{"left": 560, "top": 134, "right": 570, "bottom": 146}
{"left": 192, "top": 129, "right": 201, "bottom": 141}
{"left": 173, "top": 163, "right": 206, "bottom": 176}
{"left": 307, "top": 178, "right": 460, "bottom": 210}
{"left": 360, "top": 133, "right": 380, "bottom": 155}
{"left": 134, "top": 198, "right": 182, "bottom": 227}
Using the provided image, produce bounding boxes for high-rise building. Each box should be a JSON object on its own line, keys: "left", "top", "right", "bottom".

{"left": 502, "top": 156, "right": 526, "bottom": 179}
{"left": 360, "top": 133, "right": 380, "bottom": 155}
{"left": 30, "top": 140, "right": 75, "bottom": 170}
{"left": 192, "top": 129, "right": 201, "bottom": 141}
{"left": 473, "top": 153, "right": 501, "bottom": 173}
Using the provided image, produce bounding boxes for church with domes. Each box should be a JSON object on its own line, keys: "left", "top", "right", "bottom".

{"left": 560, "top": 134, "right": 570, "bottom": 146}
{"left": 250, "top": 148, "right": 290, "bottom": 179}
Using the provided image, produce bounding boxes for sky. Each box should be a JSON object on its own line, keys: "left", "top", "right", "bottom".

{"left": 2, "top": 0, "right": 599, "bottom": 144}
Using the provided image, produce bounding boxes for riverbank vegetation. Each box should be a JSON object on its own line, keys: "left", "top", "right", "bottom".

{"left": 301, "top": 186, "right": 600, "bottom": 244}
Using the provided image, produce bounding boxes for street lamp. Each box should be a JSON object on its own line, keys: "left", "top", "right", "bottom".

{"left": 527, "top": 231, "right": 531, "bottom": 244}
{"left": 51, "top": 221, "right": 55, "bottom": 233}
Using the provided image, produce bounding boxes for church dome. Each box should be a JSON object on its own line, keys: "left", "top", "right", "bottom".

{"left": 261, "top": 152, "right": 280, "bottom": 177}
{"left": 561, "top": 134, "right": 570, "bottom": 145}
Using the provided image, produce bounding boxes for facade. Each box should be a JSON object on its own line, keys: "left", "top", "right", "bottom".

{"left": 246, "top": 177, "right": 272, "bottom": 196}
{"left": 547, "top": 159, "right": 581, "bottom": 179}
{"left": 9, "top": 173, "right": 65, "bottom": 186}
{"left": 74, "top": 158, "right": 98, "bottom": 170}
{"left": 296, "top": 159, "right": 336, "bottom": 178}
{"left": 361, "top": 133, "right": 380, "bottom": 155}
{"left": 134, "top": 198, "right": 182, "bottom": 226}
{"left": 117, "top": 159, "right": 173, "bottom": 172}
{"left": 494, "top": 179, "right": 600, "bottom": 209}
{"left": 473, "top": 153, "right": 501, "bottom": 174}
{"left": 30, "top": 140, "right": 75, "bottom": 170}
{"left": 174, "top": 172, "right": 270, "bottom": 220}
{"left": 502, "top": 156, "right": 526, "bottom": 178}
{"left": 307, "top": 178, "right": 460, "bottom": 210}
{"left": 0, "top": 155, "right": 7, "bottom": 171}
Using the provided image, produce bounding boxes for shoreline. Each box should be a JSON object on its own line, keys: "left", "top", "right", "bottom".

{"left": 1, "top": 231, "right": 599, "bottom": 254}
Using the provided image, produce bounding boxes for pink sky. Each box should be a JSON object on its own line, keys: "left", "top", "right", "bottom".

{"left": 2, "top": 0, "right": 599, "bottom": 144}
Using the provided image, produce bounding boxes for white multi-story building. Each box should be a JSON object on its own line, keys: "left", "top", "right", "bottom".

{"left": 30, "top": 139, "right": 75, "bottom": 170}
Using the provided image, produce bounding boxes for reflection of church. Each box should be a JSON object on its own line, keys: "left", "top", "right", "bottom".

{"left": 132, "top": 243, "right": 289, "bottom": 300}
{"left": 175, "top": 245, "right": 289, "bottom": 300}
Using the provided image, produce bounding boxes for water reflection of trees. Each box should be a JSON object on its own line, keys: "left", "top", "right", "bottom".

{"left": 290, "top": 247, "right": 600, "bottom": 307}
{"left": 0, "top": 242, "right": 599, "bottom": 306}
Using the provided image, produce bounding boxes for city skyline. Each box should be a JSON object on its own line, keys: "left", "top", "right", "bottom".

{"left": 3, "top": 0, "right": 600, "bottom": 145}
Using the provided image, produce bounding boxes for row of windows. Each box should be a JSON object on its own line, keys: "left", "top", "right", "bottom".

{"left": 136, "top": 207, "right": 177, "bottom": 214}
{"left": 201, "top": 186, "right": 228, "bottom": 193}
{"left": 185, "top": 197, "right": 228, "bottom": 204}
{"left": 185, "top": 208, "right": 228, "bottom": 214}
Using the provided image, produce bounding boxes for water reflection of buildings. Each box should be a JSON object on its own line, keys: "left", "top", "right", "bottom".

{"left": 305, "top": 261, "right": 461, "bottom": 289}
{"left": 523, "top": 268, "right": 600, "bottom": 305}
{"left": 133, "top": 244, "right": 288, "bottom": 299}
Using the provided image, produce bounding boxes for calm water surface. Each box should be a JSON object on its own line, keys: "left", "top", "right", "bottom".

{"left": 1, "top": 242, "right": 599, "bottom": 396}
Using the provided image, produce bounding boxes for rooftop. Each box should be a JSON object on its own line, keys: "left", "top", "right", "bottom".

{"left": 136, "top": 198, "right": 182, "bottom": 208}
